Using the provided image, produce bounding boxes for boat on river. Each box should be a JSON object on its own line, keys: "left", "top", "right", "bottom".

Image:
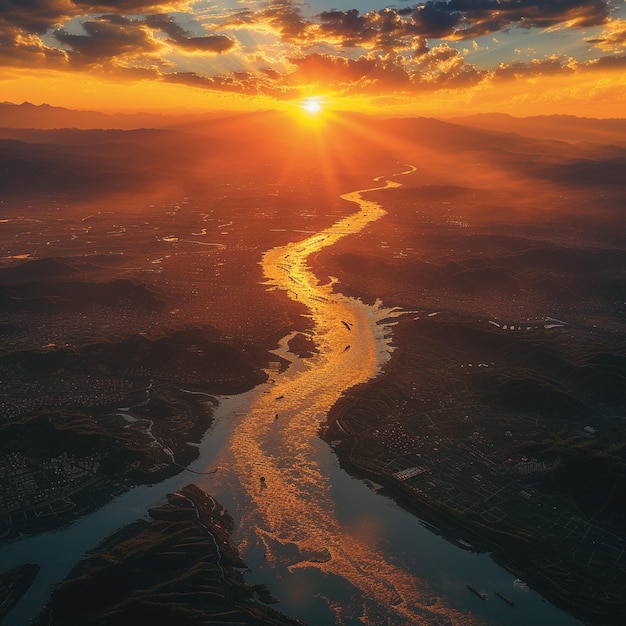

{"left": 496, "top": 591, "right": 515, "bottom": 607}
{"left": 466, "top": 584, "right": 487, "bottom": 600}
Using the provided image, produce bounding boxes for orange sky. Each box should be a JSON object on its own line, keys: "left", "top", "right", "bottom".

{"left": 1, "top": 1, "right": 626, "bottom": 117}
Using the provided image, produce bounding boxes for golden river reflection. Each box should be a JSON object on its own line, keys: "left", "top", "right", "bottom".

{"left": 221, "top": 167, "right": 481, "bottom": 624}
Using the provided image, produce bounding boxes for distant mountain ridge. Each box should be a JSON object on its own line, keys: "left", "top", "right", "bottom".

{"left": 2, "top": 105, "right": 624, "bottom": 200}
{"left": 450, "top": 112, "right": 626, "bottom": 146}
{"left": 0, "top": 101, "right": 219, "bottom": 130}
{"left": 3, "top": 101, "right": 626, "bottom": 139}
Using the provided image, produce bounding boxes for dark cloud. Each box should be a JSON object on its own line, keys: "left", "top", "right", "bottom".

{"left": 492, "top": 57, "right": 574, "bottom": 81}
{"left": 415, "top": 0, "right": 612, "bottom": 40}
{"left": 283, "top": 48, "right": 484, "bottom": 95}
{"left": 144, "top": 14, "right": 235, "bottom": 53}
{"left": 54, "top": 15, "right": 158, "bottom": 64}
{"left": 286, "top": 52, "right": 404, "bottom": 87}
{"left": 0, "top": 0, "right": 621, "bottom": 103}
{"left": 317, "top": 8, "right": 425, "bottom": 50}
{"left": 317, "top": 9, "right": 373, "bottom": 45}
{"left": 266, "top": 0, "right": 309, "bottom": 38}
{"left": 144, "top": 13, "right": 196, "bottom": 40}
{"left": 51, "top": 12, "right": 234, "bottom": 65}
{"left": 314, "top": 1, "right": 612, "bottom": 46}
{"left": 226, "top": 0, "right": 308, "bottom": 39}
{"left": 170, "top": 34, "right": 234, "bottom": 53}
{"left": 224, "top": 1, "right": 611, "bottom": 49}
{"left": 0, "top": 0, "right": 180, "bottom": 70}
{"left": 162, "top": 69, "right": 297, "bottom": 98}
{"left": 490, "top": 53, "right": 626, "bottom": 82}
{"left": 411, "top": 2, "right": 465, "bottom": 38}
{"left": 0, "top": 22, "right": 68, "bottom": 66}
{"left": 414, "top": 43, "right": 485, "bottom": 87}
{"left": 0, "top": 0, "right": 73, "bottom": 33}
{"left": 0, "top": 2, "right": 232, "bottom": 73}
{"left": 74, "top": 1, "right": 171, "bottom": 11}
{"left": 0, "top": 0, "right": 172, "bottom": 33}
{"left": 228, "top": 4, "right": 430, "bottom": 50}
{"left": 585, "top": 18, "right": 626, "bottom": 51}
{"left": 588, "top": 54, "right": 626, "bottom": 69}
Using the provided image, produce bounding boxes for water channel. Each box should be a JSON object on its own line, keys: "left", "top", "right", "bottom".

{"left": 1, "top": 168, "right": 580, "bottom": 625}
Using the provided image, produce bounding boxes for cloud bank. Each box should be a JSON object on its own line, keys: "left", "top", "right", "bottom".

{"left": 1, "top": 0, "right": 624, "bottom": 104}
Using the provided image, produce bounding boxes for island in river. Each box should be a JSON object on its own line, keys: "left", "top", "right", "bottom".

{"left": 32, "top": 484, "right": 302, "bottom": 626}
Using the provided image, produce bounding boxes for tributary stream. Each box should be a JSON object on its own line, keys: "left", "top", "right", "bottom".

{"left": 1, "top": 168, "right": 580, "bottom": 625}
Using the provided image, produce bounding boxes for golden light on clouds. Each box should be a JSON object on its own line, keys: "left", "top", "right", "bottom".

{"left": 586, "top": 18, "right": 626, "bottom": 52}
{"left": 0, "top": 0, "right": 624, "bottom": 116}
{"left": 0, "top": 68, "right": 274, "bottom": 113}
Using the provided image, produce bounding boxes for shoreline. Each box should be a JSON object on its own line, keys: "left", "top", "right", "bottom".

{"left": 0, "top": 321, "right": 303, "bottom": 547}
{"left": 322, "top": 395, "right": 622, "bottom": 626}
{"left": 31, "top": 484, "right": 303, "bottom": 626}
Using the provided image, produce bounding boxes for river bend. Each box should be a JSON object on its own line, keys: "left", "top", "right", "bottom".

{"left": 0, "top": 167, "right": 580, "bottom": 626}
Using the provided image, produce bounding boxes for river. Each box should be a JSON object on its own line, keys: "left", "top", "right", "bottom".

{"left": 0, "top": 167, "right": 580, "bottom": 625}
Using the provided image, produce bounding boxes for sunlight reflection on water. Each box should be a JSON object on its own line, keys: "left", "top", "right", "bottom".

{"left": 220, "top": 166, "right": 479, "bottom": 624}
{"left": 0, "top": 165, "right": 580, "bottom": 626}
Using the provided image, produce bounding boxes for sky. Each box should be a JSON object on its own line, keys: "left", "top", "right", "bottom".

{"left": 1, "top": 0, "right": 626, "bottom": 116}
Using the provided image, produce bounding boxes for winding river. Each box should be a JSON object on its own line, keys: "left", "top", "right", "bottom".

{"left": 1, "top": 168, "right": 580, "bottom": 625}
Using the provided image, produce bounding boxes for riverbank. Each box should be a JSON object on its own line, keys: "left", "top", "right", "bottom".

{"left": 321, "top": 339, "right": 625, "bottom": 626}
{"left": 0, "top": 327, "right": 291, "bottom": 544}
{"left": 32, "top": 484, "right": 302, "bottom": 626}
{"left": 308, "top": 158, "right": 626, "bottom": 624}
{"left": 1, "top": 163, "right": 594, "bottom": 626}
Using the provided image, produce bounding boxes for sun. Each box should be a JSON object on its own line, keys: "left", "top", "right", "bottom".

{"left": 301, "top": 97, "right": 323, "bottom": 115}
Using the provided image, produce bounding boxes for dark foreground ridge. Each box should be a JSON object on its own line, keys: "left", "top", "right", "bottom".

{"left": 33, "top": 484, "right": 302, "bottom": 626}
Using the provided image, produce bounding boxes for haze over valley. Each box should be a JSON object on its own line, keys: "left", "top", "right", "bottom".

{"left": 0, "top": 98, "right": 624, "bottom": 625}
